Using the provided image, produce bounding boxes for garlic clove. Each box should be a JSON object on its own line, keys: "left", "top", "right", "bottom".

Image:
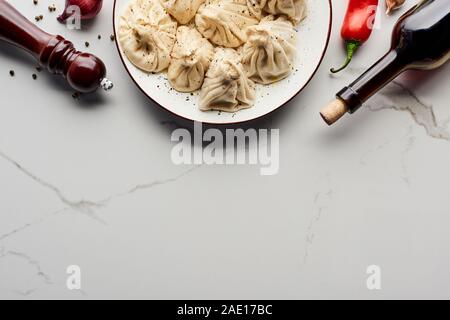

{"left": 386, "top": 0, "right": 406, "bottom": 15}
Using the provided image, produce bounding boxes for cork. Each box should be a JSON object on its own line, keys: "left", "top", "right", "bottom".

{"left": 320, "top": 99, "right": 348, "bottom": 125}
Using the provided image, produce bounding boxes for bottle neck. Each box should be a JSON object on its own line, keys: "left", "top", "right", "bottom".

{"left": 337, "top": 49, "right": 408, "bottom": 113}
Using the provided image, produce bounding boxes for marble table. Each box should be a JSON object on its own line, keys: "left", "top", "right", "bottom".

{"left": 0, "top": 0, "right": 449, "bottom": 299}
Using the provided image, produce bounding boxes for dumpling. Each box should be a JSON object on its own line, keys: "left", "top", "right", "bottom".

{"left": 242, "top": 15, "right": 297, "bottom": 84}
{"left": 247, "top": 0, "right": 264, "bottom": 20}
{"left": 261, "top": 0, "right": 307, "bottom": 24}
{"left": 119, "top": 0, "right": 177, "bottom": 73}
{"left": 200, "top": 48, "right": 255, "bottom": 112}
{"left": 195, "top": 0, "right": 260, "bottom": 48}
{"left": 168, "top": 26, "right": 214, "bottom": 92}
{"left": 162, "top": 0, "right": 205, "bottom": 24}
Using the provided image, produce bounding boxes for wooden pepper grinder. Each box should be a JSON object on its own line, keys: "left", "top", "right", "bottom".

{"left": 0, "top": 0, "right": 113, "bottom": 93}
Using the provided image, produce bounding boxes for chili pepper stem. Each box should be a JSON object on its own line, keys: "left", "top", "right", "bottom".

{"left": 330, "top": 40, "right": 361, "bottom": 73}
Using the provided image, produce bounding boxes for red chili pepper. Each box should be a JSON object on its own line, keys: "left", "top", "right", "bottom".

{"left": 331, "top": 0, "right": 379, "bottom": 73}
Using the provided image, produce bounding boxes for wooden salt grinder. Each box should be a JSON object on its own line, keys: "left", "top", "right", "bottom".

{"left": 0, "top": 0, "right": 113, "bottom": 93}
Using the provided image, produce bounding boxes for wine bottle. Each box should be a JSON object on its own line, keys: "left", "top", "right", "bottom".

{"left": 321, "top": 0, "right": 450, "bottom": 125}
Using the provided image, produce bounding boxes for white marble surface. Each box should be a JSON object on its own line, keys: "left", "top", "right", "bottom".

{"left": 1, "top": 0, "right": 450, "bottom": 299}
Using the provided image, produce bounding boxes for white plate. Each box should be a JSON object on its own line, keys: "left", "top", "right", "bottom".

{"left": 113, "top": 0, "right": 332, "bottom": 124}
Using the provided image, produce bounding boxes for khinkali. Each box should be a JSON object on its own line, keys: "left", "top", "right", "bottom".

{"left": 119, "top": 0, "right": 177, "bottom": 73}
{"left": 168, "top": 26, "right": 214, "bottom": 92}
{"left": 162, "top": 0, "right": 205, "bottom": 24}
{"left": 200, "top": 48, "right": 255, "bottom": 112}
{"left": 195, "top": 0, "right": 260, "bottom": 48}
{"left": 242, "top": 15, "right": 296, "bottom": 84}
{"left": 261, "top": 0, "right": 307, "bottom": 24}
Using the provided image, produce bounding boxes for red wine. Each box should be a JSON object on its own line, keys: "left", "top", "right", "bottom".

{"left": 321, "top": 0, "right": 450, "bottom": 125}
